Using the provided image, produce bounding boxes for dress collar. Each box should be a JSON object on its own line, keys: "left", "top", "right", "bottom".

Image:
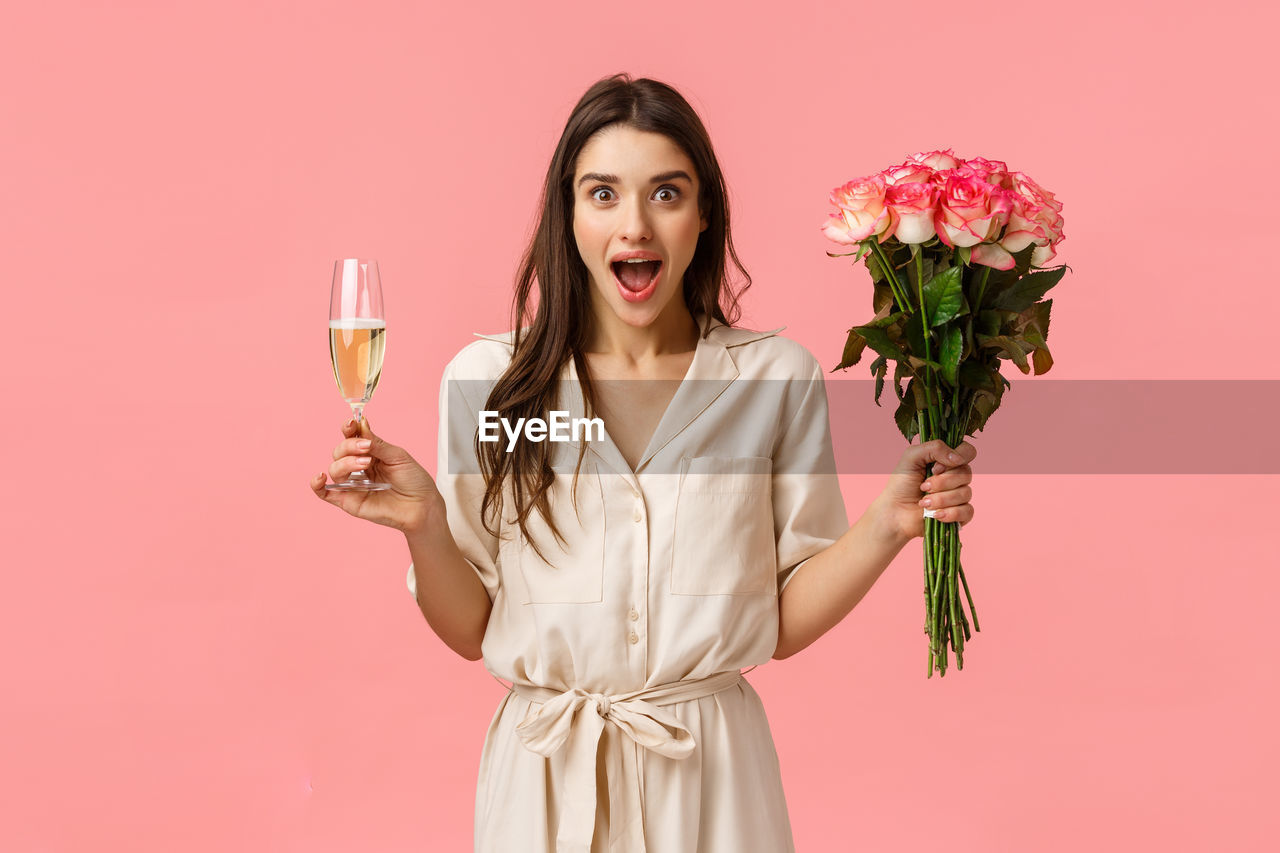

{"left": 471, "top": 313, "right": 786, "bottom": 485}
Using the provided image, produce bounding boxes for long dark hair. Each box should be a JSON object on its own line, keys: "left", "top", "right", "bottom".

{"left": 477, "top": 73, "right": 753, "bottom": 557}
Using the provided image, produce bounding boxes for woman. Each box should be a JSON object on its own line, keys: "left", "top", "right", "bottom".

{"left": 311, "top": 73, "right": 976, "bottom": 852}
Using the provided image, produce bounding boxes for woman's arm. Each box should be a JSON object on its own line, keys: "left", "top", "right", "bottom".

{"left": 773, "top": 437, "right": 977, "bottom": 660}
{"left": 405, "top": 503, "right": 493, "bottom": 662}
{"left": 773, "top": 493, "right": 909, "bottom": 660}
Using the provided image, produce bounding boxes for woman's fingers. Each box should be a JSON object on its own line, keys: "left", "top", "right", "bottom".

{"left": 310, "top": 471, "right": 347, "bottom": 505}
{"left": 328, "top": 454, "right": 373, "bottom": 482}
{"left": 917, "top": 472, "right": 975, "bottom": 526}
{"left": 333, "top": 435, "right": 374, "bottom": 461}
{"left": 920, "top": 463, "right": 972, "bottom": 494}
{"left": 923, "top": 502, "right": 975, "bottom": 526}
{"left": 328, "top": 420, "right": 377, "bottom": 478}
{"left": 919, "top": 483, "right": 972, "bottom": 506}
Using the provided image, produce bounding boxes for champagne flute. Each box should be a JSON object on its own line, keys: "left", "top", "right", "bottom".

{"left": 326, "top": 258, "right": 391, "bottom": 491}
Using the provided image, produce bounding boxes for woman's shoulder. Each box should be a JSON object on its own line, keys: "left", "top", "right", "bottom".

{"left": 715, "top": 322, "right": 823, "bottom": 379}
{"left": 443, "top": 328, "right": 523, "bottom": 380}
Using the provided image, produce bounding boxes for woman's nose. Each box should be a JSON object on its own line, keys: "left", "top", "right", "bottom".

{"left": 618, "top": 197, "right": 652, "bottom": 241}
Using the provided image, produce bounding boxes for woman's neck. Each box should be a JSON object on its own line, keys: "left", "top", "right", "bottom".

{"left": 585, "top": 305, "right": 700, "bottom": 365}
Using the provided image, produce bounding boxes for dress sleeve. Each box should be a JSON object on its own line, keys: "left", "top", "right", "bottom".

{"left": 772, "top": 351, "right": 849, "bottom": 594}
{"left": 407, "top": 350, "right": 502, "bottom": 604}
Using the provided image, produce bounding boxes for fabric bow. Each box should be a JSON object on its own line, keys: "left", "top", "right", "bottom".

{"left": 510, "top": 670, "right": 743, "bottom": 852}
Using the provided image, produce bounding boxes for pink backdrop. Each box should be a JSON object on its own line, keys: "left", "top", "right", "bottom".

{"left": 4, "top": 1, "right": 1277, "bottom": 850}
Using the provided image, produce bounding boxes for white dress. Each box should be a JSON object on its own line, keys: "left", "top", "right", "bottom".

{"left": 408, "top": 312, "right": 849, "bottom": 852}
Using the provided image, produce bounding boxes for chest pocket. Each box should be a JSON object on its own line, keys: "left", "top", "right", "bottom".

{"left": 506, "top": 460, "right": 607, "bottom": 605}
{"left": 670, "top": 455, "right": 777, "bottom": 596}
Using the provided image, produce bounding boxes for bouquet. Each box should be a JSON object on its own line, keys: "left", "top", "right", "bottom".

{"left": 822, "top": 149, "right": 1068, "bottom": 676}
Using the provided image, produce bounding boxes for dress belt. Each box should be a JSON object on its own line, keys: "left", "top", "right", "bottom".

{"left": 501, "top": 668, "right": 748, "bottom": 853}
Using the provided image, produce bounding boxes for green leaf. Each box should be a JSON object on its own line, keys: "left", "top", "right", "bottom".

{"left": 988, "top": 267, "right": 1066, "bottom": 312}
{"left": 855, "top": 325, "right": 904, "bottom": 360}
{"left": 907, "top": 354, "right": 944, "bottom": 373}
{"left": 1019, "top": 298, "right": 1052, "bottom": 340}
{"left": 872, "top": 282, "right": 896, "bottom": 317}
{"left": 894, "top": 392, "right": 919, "bottom": 441}
{"left": 977, "top": 310, "right": 1003, "bottom": 337}
{"left": 996, "top": 309, "right": 1026, "bottom": 337}
{"left": 976, "top": 333, "right": 1032, "bottom": 374}
{"left": 834, "top": 327, "right": 867, "bottom": 371}
{"left": 1022, "top": 326, "right": 1054, "bottom": 375}
{"left": 971, "top": 263, "right": 1019, "bottom": 311}
{"left": 869, "top": 355, "right": 888, "bottom": 406}
{"left": 970, "top": 390, "right": 998, "bottom": 432}
{"left": 1032, "top": 342, "right": 1054, "bottom": 375}
{"left": 904, "top": 313, "right": 934, "bottom": 363}
{"left": 851, "top": 310, "right": 908, "bottom": 361}
{"left": 909, "top": 376, "right": 930, "bottom": 411}
{"left": 958, "top": 359, "right": 997, "bottom": 392}
{"left": 922, "top": 265, "right": 964, "bottom": 327}
{"left": 866, "top": 253, "right": 885, "bottom": 282}
{"left": 893, "top": 359, "right": 912, "bottom": 402}
{"left": 908, "top": 253, "right": 936, "bottom": 292}
{"left": 1008, "top": 243, "right": 1036, "bottom": 277}
{"left": 939, "top": 325, "right": 963, "bottom": 386}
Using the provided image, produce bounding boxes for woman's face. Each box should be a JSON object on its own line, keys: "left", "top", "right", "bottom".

{"left": 571, "top": 124, "right": 708, "bottom": 337}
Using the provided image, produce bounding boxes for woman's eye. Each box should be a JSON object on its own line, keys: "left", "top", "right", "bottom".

{"left": 589, "top": 185, "right": 680, "bottom": 203}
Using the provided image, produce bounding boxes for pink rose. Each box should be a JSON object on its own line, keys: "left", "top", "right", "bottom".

{"left": 968, "top": 188, "right": 1029, "bottom": 269}
{"left": 935, "top": 173, "right": 1013, "bottom": 251}
{"left": 1031, "top": 230, "right": 1065, "bottom": 266}
{"left": 904, "top": 149, "right": 961, "bottom": 171}
{"left": 821, "top": 175, "right": 892, "bottom": 245}
{"left": 967, "top": 188, "right": 1018, "bottom": 266}
{"left": 885, "top": 180, "right": 939, "bottom": 244}
{"left": 1012, "top": 171, "right": 1063, "bottom": 214}
{"left": 1009, "top": 172, "right": 1066, "bottom": 266}
{"left": 956, "top": 157, "right": 1012, "bottom": 190}
{"left": 970, "top": 182, "right": 1067, "bottom": 270}
{"left": 882, "top": 163, "right": 936, "bottom": 186}
{"left": 969, "top": 244, "right": 1013, "bottom": 269}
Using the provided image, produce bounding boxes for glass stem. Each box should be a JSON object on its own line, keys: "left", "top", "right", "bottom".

{"left": 348, "top": 403, "right": 369, "bottom": 483}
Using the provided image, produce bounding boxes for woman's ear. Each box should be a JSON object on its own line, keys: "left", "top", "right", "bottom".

{"left": 700, "top": 209, "right": 709, "bottom": 232}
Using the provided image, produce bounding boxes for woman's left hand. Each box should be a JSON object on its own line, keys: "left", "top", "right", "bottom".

{"left": 874, "top": 439, "right": 978, "bottom": 542}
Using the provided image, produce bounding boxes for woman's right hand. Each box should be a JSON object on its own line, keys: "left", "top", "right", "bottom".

{"left": 309, "top": 417, "right": 444, "bottom": 534}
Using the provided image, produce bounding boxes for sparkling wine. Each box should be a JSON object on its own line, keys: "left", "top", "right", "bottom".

{"left": 329, "top": 318, "right": 386, "bottom": 403}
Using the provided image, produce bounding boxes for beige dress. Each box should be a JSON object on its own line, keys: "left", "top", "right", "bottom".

{"left": 408, "top": 313, "right": 849, "bottom": 852}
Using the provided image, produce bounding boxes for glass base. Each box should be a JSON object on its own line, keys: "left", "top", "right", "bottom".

{"left": 325, "top": 480, "right": 392, "bottom": 491}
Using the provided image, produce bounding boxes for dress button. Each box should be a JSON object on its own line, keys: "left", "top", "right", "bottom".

{"left": 632, "top": 506, "right": 643, "bottom": 523}
{"left": 628, "top": 632, "right": 639, "bottom": 644}
{"left": 629, "top": 609, "right": 639, "bottom": 621}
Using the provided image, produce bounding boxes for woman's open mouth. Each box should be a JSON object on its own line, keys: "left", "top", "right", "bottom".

{"left": 611, "top": 259, "right": 662, "bottom": 303}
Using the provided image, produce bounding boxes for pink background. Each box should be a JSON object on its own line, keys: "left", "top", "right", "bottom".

{"left": 4, "top": 1, "right": 1277, "bottom": 850}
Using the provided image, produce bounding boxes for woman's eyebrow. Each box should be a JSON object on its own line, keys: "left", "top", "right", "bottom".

{"left": 577, "top": 170, "right": 693, "bottom": 187}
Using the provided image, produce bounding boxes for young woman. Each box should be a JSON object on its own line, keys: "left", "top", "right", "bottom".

{"left": 311, "top": 73, "right": 976, "bottom": 853}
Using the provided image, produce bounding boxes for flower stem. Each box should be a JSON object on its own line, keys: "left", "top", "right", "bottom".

{"left": 973, "top": 265, "right": 991, "bottom": 312}
{"left": 958, "top": 561, "right": 980, "bottom": 633}
{"left": 868, "top": 239, "right": 913, "bottom": 312}
{"left": 914, "top": 252, "right": 941, "bottom": 443}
